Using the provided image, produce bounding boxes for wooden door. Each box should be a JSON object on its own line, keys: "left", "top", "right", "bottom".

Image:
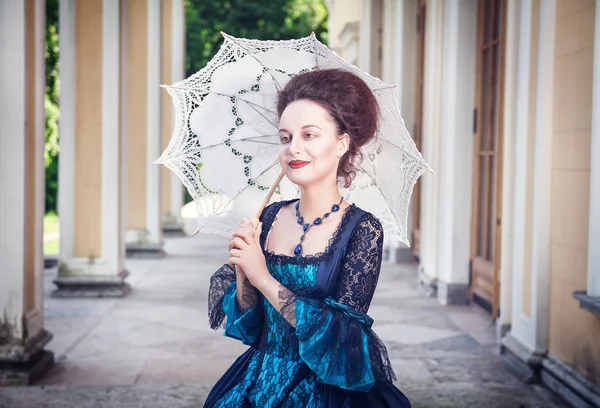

{"left": 411, "top": 0, "right": 427, "bottom": 260}
{"left": 469, "top": 0, "right": 506, "bottom": 319}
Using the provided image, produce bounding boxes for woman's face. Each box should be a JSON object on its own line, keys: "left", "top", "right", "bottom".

{"left": 278, "top": 99, "right": 348, "bottom": 187}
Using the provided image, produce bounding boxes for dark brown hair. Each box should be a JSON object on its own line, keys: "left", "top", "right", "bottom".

{"left": 276, "top": 68, "right": 380, "bottom": 187}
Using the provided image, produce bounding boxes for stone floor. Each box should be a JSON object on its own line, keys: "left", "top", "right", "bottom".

{"left": 0, "top": 235, "right": 569, "bottom": 408}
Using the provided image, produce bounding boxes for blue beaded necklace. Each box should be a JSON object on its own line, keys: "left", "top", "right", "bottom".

{"left": 293, "top": 197, "right": 344, "bottom": 256}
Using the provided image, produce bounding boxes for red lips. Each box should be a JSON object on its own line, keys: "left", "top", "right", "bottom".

{"left": 289, "top": 160, "right": 310, "bottom": 169}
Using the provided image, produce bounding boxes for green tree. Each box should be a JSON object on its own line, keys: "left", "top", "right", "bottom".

{"left": 184, "top": 0, "right": 328, "bottom": 77}
{"left": 45, "top": 0, "right": 60, "bottom": 213}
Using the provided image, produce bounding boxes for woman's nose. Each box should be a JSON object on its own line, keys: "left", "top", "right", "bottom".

{"left": 289, "top": 135, "right": 303, "bottom": 154}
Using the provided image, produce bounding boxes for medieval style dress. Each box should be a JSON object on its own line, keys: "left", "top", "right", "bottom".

{"left": 204, "top": 199, "right": 411, "bottom": 408}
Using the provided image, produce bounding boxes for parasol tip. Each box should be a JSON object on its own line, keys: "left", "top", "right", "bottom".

{"left": 191, "top": 227, "right": 201, "bottom": 237}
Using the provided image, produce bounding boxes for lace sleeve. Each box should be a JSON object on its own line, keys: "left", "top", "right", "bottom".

{"left": 335, "top": 213, "right": 384, "bottom": 312}
{"left": 208, "top": 263, "right": 237, "bottom": 330}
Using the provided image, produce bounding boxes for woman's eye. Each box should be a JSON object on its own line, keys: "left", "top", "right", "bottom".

{"left": 304, "top": 133, "right": 316, "bottom": 139}
{"left": 279, "top": 135, "right": 290, "bottom": 143}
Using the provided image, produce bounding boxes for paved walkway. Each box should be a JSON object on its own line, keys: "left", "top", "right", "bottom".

{"left": 0, "top": 235, "right": 568, "bottom": 408}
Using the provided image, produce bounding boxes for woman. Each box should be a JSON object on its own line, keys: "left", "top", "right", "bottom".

{"left": 205, "top": 68, "right": 411, "bottom": 407}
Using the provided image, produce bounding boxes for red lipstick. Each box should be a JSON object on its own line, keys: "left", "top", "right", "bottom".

{"left": 289, "top": 160, "right": 310, "bottom": 169}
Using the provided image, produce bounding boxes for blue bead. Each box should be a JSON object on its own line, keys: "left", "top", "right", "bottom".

{"left": 303, "top": 223, "right": 310, "bottom": 232}
{"left": 324, "top": 213, "right": 330, "bottom": 218}
{"left": 332, "top": 204, "right": 340, "bottom": 212}
{"left": 295, "top": 202, "right": 299, "bottom": 210}
{"left": 300, "top": 235, "right": 305, "bottom": 241}
{"left": 297, "top": 216, "right": 303, "bottom": 224}
{"left": 294, "top": 244, "right": 302, "bottom": 255}
{"left": 314, "top": 218, "right": 322, "bottom": 225}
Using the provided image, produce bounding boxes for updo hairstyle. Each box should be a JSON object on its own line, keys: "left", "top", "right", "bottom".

{"left": 276, "top": 68, "right": 380, "bottom": 188}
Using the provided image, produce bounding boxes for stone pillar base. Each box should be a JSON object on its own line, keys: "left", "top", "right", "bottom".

{"left": 0, "top": 330, "right": 54, "bottom": 386}
{"left": 437, "top": 280, "right": 469, "bottom": 305}
{"left": 500, "top": 333, "right": 545, "bottom": 384}
{"left": 496, "top": 322, "right": 511, "bottom": 343}
{"left": 417, "top": 267, "right": 438, "bottom": 298}
{"left": 52, "top": 270, "right": 131, "bottom": 298}
{"left": 162, "top": 223, "right": 185, "bottom": 237}
{"left": 126, "top": 243, "right": 166, "bottom": 259}
{"left": 44, "top": 255, "right": 59, "bottom": 269}
{"left": 394, "top": 247, "right": 413, "bottom": 263}
{"left": 541, "top": 355, "right": 600, "bottom": 408}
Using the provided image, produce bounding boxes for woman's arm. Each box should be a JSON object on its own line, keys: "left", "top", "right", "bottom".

{"left": 235, "top": 267, "right": 259, "bottom": 313}
{"left": 230, "top": 219, "right": 261, "bottom": 313}
{"left": 254, "top": 274, "right": 297, "bottom": 326}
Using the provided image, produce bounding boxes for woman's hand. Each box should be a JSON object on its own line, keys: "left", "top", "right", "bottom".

{"left": 229, "top": 220, "right": 271, "bottom": 289}
{"left": 228, "top": 219, "right": 254, "bottom": 273}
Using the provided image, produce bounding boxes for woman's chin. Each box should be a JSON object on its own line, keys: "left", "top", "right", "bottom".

{"left": 284, "top": 169, "right": 316, "bottom": 187}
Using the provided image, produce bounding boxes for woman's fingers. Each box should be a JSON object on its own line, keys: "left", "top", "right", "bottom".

{"left": 229, "top": 248, "right": 242, "bottom": 258}
{"left": 232, "top": 230, "right": 254, "bottom": 245}
{"left": 254, "top": 222, "right": 263, "bottom": 245}
{"left": 230, "top": 237, "right": 249, "bottom": 250}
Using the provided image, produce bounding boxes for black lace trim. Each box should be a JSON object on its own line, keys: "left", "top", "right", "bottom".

{"left": 207, "top": 263, "right": 236, "bottom": 330}
{"left": 263, "top": 203, "right": 359, "bottom": 266}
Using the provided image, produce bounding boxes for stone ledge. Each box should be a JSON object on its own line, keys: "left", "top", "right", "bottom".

{"left": 542, "top": 355, "right": 600, "bottom": 408}
{"left": 0, "top": 330, "right": 53, "bottom": 363}
{"left": 0, "top": 350, "right": 54, "bottom": 386}
{"left": 44, "top": 255, "right": 58, "bottom": 269}
{"left": 437, "top": 281, "right": 469, "bottom": 306}
{"left": 417, "top": 268, "right": 438, "bottom": 298}
{"left": 163, "top": 224, "right": 185, "bottom": 237}
{"left": 572, "top": 290, "right": 600, "bottom": 317}
{"left": 52, "top": 270, "right": 131, "bottom": 298}
{"left": 0, "top": 330, "right": 55, "bottom": 386}
{"left": 500, "top": 333, "right": 545, "bottom": 384}
{"left": 126, "top": 243, "right": 166, "bottom": 259}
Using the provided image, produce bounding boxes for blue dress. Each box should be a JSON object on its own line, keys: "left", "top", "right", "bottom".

{"left": 204, "top": 200, "right": 411, "bottom": 408}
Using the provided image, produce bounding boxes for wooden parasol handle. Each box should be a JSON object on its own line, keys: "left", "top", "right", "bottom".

{"left": 251, "top": 170, "right": 286, "bottom": 229}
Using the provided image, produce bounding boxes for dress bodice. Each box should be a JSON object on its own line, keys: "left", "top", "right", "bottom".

{"left": 262, "top": 258, "right": 319, "bottom": 358}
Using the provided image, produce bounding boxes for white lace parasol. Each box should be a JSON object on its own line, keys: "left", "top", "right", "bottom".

{"left": 156, "top": 33, "right": 431, "bottom": 247}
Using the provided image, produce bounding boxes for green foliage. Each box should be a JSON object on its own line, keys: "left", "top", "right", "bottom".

{"left": 43, "top": 212, "right": 60, "bottom": 234}
{"left": 184, "top": 0, "right": 328, "bottom": 77}
{"left": 45, "top": 94, "right": 59, "bottom": 166}
{"left": 45, "top": 0, "right": 60, "bottom": 213}
{"left": 46, "top": 0, "right": 59, "bottom": 105}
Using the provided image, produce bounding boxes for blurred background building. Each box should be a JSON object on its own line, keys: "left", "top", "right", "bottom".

{"left": 325, "top": 0, "right": 600, "bottom": 405}
{"left": 1, "top": 0, "right": 599, "bottom": 406}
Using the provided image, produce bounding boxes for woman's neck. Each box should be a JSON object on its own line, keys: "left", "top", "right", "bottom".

{"left": 297, "top": 181, "right": 343, "bottom": 221}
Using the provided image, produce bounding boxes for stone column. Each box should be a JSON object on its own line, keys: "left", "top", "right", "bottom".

{"left": 435, "top": 0, "right": 477, "bottom": 305}
{"left": 498, "top": 0, "right": 521, "bottom": 337}
{"left": 0, "top": 0, "right": 54, "bottom": 384}
{"left": 418, "top": 0, "right": 444, "bottom": 296}
{"left": 161, "top": 0, "right": 185, "bottom": 236}
{"left": 501, "top": 0, "right": 556, "bottom": 381}
{"left": 359, "top": 0, "right": 374, "bottom": 73}
{"left": 54, "top": 0, "right": 129, "bottom": 297}
{"left": 126, "top": 0, "right": 164, "bottom": 257}
{"left": 587, "top": 0, "right": 600, "bottom": 297}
